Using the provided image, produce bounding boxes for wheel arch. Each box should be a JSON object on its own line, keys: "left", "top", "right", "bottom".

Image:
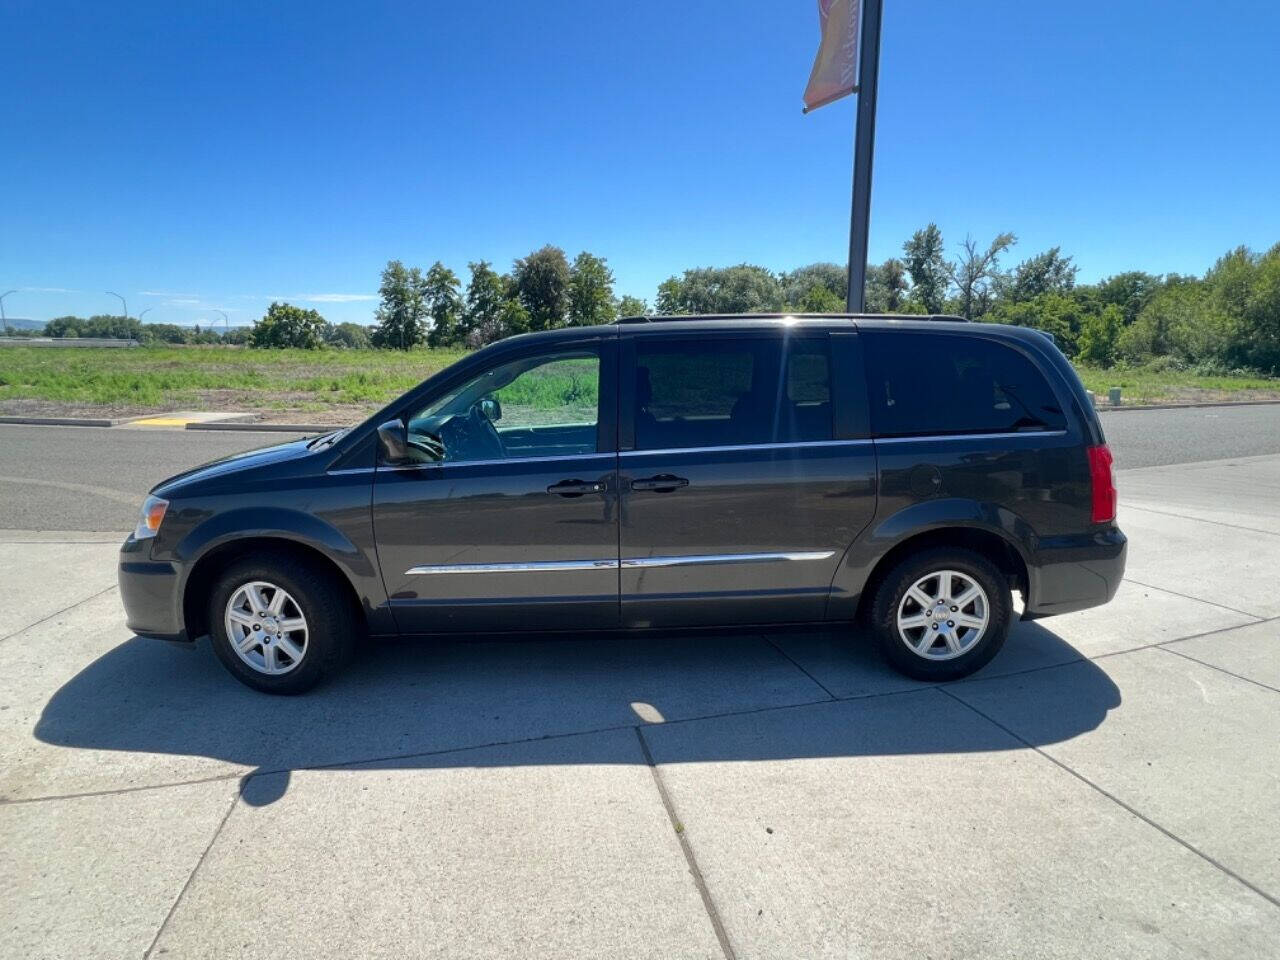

{"left": 182, "top": 535, "right": 369, "bottom": 643}
{"left": 828, "top": 498, "right": 1033, "bottom": 623}
{"left": 852, "top": 527, "right": 1029, "bottom": 624}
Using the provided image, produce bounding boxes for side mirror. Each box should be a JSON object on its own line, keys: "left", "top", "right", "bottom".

{"left": 478, "top": 396, "right": 502, "bottom": 423}
{"left": 376, "top": 419, "right": 409, "bottom": 463}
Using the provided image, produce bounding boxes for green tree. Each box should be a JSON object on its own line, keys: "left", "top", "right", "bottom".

{"left": 987, "top": 292, "right": 1088, "bottom": 356}
{"left": 1077, "top": 304, "right": 1122, "bottom": 366}
{"left": 949, "top": 232, "right": 1016, "bottom": 320}
{"left": 139, "top": 322, "right": 190, "bottom": 344}
{"left": 249, "top": 302, "right": 328, "bottom": 349}
{"left": 617, "top": 294, "right": 649, "bottom": 318}
{"left": 511, "top": 245, "right": 571, "bottom": 330}
{"left": 326, "top": 322, "right": 372, "bottom": 349}
{"left": 1095, "top": 271, "right": 1164, "bottom": 326}
{"left": 865, "top": 258, "right": 909, "bottom": 312}
{"left": 1002, "top": 247, "right": 1078, "bottom": 302}
{"left": 424, "top": 261, "right": 463, "bottom": 347}
{"left": 497, "top": 297, "right": 531, "bottom": 340}
{"left": 1209, "top": 243, "right": 1280, "bottom": 372}
{"left": 655, "top": 264, "right": 782, "bottom": 314}
{"left": 798, "top": 284, "right": 844, "bottom": 313}
{"left": 370, "top": 260, "right": 429, "bottom": 350}
{"left": 781, "top": 263, "right": 846, "bottom": 309}
{"left": 902, "top": 224, "right": 951, "bottom": 313}
{"left": 567, "top": 252, "right": 617, "bottom": 326}
{"left": 44, "top": 316, "right": 82, "bottom": 338}
{"left": 462, "top": 260, "right": 509, "bottom": 346}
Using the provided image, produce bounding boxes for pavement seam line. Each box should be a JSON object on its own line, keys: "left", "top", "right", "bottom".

{"left": 761, "top": 634, "right": 839, "bottom": 700}
{"left": 1122, "top": 503, "right": 1280, "bottom": 538}
{"left": 142, "top": 786, "right": 241, "bottom": 959}
{"left": 1155, "top": 644, "right": 1280, "bottom": 696}
{"left": 0, "top": 584, "right": 118, "bottom": 645}
{"left": 634, "top": 727, "right": 737, "bottom": 960}
{"left": 1122, "top": 577, "right": 1266, "bottom": 620}
{"left": 936, "top": 686, "right": 1280, "bottom": 913}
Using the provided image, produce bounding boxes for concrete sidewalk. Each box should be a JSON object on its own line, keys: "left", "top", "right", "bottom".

{"left": 2, "top": 457, "right": 1279, "bottom": 959}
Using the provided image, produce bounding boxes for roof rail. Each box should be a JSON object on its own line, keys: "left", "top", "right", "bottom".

{"left": 614, "top": 312, "right": 970, "bottom": 324}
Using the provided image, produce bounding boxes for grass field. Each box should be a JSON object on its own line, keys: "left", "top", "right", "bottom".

{"left": 0, "top": 345, "right": 467, "bottom": 423}
{"left": 1074, "top": 364, "right": 1280, "bottom": 404}
{"left": 1, "top": 344, "right": 1277, "bottom": 423}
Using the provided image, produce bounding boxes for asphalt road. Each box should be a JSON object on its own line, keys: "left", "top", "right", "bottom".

{"left": 1, "top": 403, "right": 1278, "bottom": 531}
{"left": 1099, "top": 403, "right": 1280, "bottom": 469}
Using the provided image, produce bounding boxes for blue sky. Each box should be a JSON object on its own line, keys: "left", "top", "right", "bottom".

{"left": 2, "top": 0, "right": 1277, "bottom": 326}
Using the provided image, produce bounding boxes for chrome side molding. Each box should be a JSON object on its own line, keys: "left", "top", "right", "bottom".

{"left": 405, "top": 551, "right": 836, "bottom": 576}
{"left": 620, "top": 551, "right": 835, "bottom": 568}
{"left": 405, "top": 559, "right": 617, "bottom": 575}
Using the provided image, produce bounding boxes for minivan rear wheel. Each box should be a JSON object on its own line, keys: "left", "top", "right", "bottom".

{"left": 208, "top": 553, "right": 354, "bottom": 694}
{"left": 870, "top": 547, "right": 1010, "bottom": 681}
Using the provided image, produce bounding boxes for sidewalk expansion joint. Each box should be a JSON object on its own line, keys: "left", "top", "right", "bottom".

{"left": 937, "top": 686, "right": 1280, "bottom": 914}
{"left": 1122, "top": 577, "right": 1266, "bottom": 620}
{"left": 634, "top": 726, "right": 737, "bottom": 960}
{"left": 1122, "top": 503, "right": 1280, "bottom": 539}
{"left": 143, "top": 786, "right": 240, "bottom": 959}
{"left": 762, "top": 635, "right": 838, "bottom": 700}
{"left": 1155, "top": 644, "right": 1280, "bottom": 696}
{"left": 0, "top": 584, "right": 118, "bottom": 645}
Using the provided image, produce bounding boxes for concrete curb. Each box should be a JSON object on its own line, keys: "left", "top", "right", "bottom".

{"left": 0, "top": 415, "right": 123, "bottom": 427}
{"left": 185, "top": 421, "right": 333, "bottom": 433}
{"left": 1097, "top": 398, "right": 1280, "bottom": 413}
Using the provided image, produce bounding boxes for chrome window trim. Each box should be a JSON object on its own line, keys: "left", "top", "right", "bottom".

{"left": 406, "top": 559, "right": 617, "bottom": 576}
{"left": 873, "top": 429, "right": 1069, "bottom": 444}
{"left": 620, "top": 551, "right": 835, "bottom": 569}
{"left": 620, "top": 439, "right": 873, "bottom": 458}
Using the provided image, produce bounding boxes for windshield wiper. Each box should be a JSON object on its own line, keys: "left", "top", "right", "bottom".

{"left": 306, "top": 429, "right": 345, "bottom": 450}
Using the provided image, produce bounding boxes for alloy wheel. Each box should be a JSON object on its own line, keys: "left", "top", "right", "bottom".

{"left": 895, "top": 569, "right": 990, "bottom": 661}
{"left": 224, "top": 580, "right": 309, "bottom": 675}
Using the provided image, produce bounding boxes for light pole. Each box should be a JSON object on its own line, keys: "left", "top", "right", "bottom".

{"left": 0, "top": 290, "right": 15, "bottom": 337}
{"left": 213, "top": 309, "right": 229, "bottom": 338}
{"left": 106, "top": 291, "right": 128, "bottom": 324}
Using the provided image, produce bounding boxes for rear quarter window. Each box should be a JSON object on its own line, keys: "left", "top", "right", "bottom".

{"left": 863, "top": 332, "right": 1066, "bottom": 438}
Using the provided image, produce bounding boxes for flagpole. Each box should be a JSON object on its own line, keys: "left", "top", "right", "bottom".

{"left": 845, "top": 0, "right": 884, "bottom": 312}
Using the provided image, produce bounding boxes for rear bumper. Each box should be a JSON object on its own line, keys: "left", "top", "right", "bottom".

{"left": 119, "top": 536, "right": 189, "bottom": 642}
{"left": 1024, "top": 527, "right": 1127, "bottom": 618}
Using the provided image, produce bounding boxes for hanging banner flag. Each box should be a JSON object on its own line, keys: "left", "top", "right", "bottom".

{"left": 803, "top": 0, "right": 860, "bottom": 113}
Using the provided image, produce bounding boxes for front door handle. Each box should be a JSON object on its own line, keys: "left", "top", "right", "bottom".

{"left": 547, "top": 479, "right": 605, "bottom": 498}
{"left": 630, "top": 474, "right": 689, "bottom": 493}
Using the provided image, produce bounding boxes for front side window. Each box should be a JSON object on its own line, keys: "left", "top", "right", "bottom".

{"left": 408, "top": 351, "right": 600, "bottom": 462}
{"left": 863, "top": 333, "right": 1066, "bottom": 438}
{"left": 632, "top": 336, "right": 831, "bottom": 450}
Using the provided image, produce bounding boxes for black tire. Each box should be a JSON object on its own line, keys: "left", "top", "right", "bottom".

{"left": 207, "top": 552, "right": 354, "bottom": 694}
{"left": 869, "top": 546, "right": 1011, "bottom": 681}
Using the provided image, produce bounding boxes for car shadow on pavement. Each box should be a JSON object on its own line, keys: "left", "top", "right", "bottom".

{"left": 34, "top": 622, "right": 1119, "bottom": 806}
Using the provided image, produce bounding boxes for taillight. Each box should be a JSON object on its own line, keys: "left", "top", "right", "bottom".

{"left": 1086, "top": 444, "right": 1116, "bottom": 524}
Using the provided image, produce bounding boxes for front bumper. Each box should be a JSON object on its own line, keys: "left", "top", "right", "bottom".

{"left": 119, "top": 536, "right": 188, "bottom": 642}
{"left": 1023, "top": 526, "right": 1127, "bottom": 618}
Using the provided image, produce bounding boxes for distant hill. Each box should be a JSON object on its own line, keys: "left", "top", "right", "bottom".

{"left": 2, "top": 318, "right": 44, "bottom": 330}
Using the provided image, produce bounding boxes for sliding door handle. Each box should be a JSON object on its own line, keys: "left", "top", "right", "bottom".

{"left": 547, "top": 479, "right": 605, "bottom": 497}
{"left": 630, "top": 474, "right": 689, "bottom": 493}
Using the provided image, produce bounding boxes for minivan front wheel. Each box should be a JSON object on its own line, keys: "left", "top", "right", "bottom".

{"left": 208, "top": 554, "right": 353, "bottom": 694}
{"left": 870, "top": 547, "right": 1010, "bottom": 681}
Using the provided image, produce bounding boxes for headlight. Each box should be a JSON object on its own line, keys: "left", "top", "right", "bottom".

{"left": 134, "top": 496, "right": 169, "bottom": 540}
